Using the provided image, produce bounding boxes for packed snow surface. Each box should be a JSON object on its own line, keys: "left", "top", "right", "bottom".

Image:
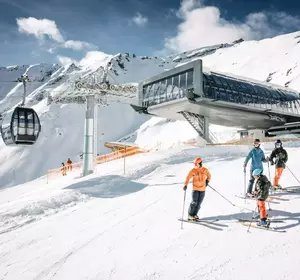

{"left": 1, "top": 142, "right": 300, "bottom": 279}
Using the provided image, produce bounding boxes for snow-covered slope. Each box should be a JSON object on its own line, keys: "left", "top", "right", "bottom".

{"left": 0, "top": 63, "right": 60, "bottom": 112}
{"left": 1, "top": 31, "right": 300, "bottom": 188}
{"left": 1, "top": 143, "right": 300, "bottom": 279}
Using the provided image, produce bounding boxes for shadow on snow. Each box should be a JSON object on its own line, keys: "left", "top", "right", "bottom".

{"left": 64, "top": 175, "right": 148, "bottom": 198}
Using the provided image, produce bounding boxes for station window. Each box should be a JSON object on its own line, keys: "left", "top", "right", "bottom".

{"left": 187, "top": 70, "right": 193, "bottom": 88}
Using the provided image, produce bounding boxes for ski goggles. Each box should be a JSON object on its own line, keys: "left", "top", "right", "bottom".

{"left": 253, "top": 142, "right": 260, "bottom": 147}
{"left": 275, "top": 143, "right": 281, "bottom": 148}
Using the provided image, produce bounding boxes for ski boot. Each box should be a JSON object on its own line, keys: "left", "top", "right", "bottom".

{"left": 252, "top": 212, "right": 260, "bottom": 219}
{"left": 188, "top": 215, "right": 199, "bottom": 221}
{"left": 256, "top": 219, "right": 269, "bottom": 227}
{"left": 246, "top": 192, "right": 254, "bottom": 198}
{"left": 273, "top": 184, "right": 282, "bottom": 190}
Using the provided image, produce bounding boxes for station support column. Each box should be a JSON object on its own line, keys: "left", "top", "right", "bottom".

{"left": 82, "top": 95, "right": 95, "bottom": 176}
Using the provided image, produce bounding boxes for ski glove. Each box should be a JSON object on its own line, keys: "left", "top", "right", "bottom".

{"left": 206, "top": 180, "right": 209, "bottom": 186}
{"left": 183, "top": 186, "right": 187, "bottom": 191}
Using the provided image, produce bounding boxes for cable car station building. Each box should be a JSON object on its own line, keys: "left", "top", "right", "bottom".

{"left": 131, "top": 59, "right": 300, "bottom": 143}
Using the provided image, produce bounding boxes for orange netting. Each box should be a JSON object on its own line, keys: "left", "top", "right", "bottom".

{"left": 47, "top": 145, "right": 146, "bottom": 180}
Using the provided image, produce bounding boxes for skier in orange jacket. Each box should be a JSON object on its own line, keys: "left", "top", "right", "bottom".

{"left": 183, "top": 157, "right": 211, "bottom": 221}
{"left": 61, "top": 162, "right": 67, "bottom": 176}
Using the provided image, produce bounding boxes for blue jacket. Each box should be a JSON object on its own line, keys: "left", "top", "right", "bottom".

{"left": 244, "top": 147, "right": 266, "bottom": 170}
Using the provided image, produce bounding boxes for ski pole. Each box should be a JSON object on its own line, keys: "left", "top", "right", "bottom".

{"left": 181, "top": 190, "right": 187, "bottom": 229}
{"left": 286, "top": 165, "right": 300, "bottom": 185}
{"left": 267, "top": 161, "right": 273, "bottom": 195}
{"left": 247, "top": 206, "right": 258, "bottom": 233}
{"left": 243, "top": 168, "right": 246, "bottom": 203}
{"left": 208, "top": 184, "right": 236, "bottom": 207}
{"left": 267, "top": 200, "right": 272, "bottom": 211}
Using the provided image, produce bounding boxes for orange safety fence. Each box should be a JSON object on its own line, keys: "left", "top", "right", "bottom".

{"left": 182, "top": 137, "right": 300, "bottom": 147}
{"left": 207, "top": 137, "right": 300, "bottom": 146}
{"left": 95, "top": 146, "right": 140, "bottom": 164}
{"left": 47, "top": 161, "right": 83, "bottom": 181}
{"left": 47, "top": 145, "right": 147, "bottom": 181}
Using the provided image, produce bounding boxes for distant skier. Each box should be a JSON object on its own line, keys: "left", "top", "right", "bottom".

{"left": 268, "top": 139, "right": 288, "bottom": 189}
{"left": 61, "top": 162, "right": 67, "bottom": 176}
{"left": 252, "top": 169, "right": 271, "bottom": 227}
{"left": 67, "top": 158, "right": 73, "bottom": 171}
{"left": 183, "top": 157, "right": 211, "bottom": 221}
{"left": 243, "top": 139, "right": 267, "bottom": 196}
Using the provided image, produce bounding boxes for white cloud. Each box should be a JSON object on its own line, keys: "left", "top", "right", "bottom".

{"left": 132, "top": 12, "right": 148, "bottom": 26}
{"left": 64, "top": 40, "right": 97, "bottom": 51}
{"left": 79, "top": 51, "right": 112, "bottom": 66}
{"left": 17, "top": 17, "right": 64, "bottom": 43}
{"left": 16, "top": 17, "right": 97, "bottom": 52}
{"left": 57, "top": 55, "right": 78, "bottom": 66}
{"left": 164, "top": 0, "right": 300, "bottom": 52}
{"left": 57, "top": 52, "right": 112, "bottom": 67}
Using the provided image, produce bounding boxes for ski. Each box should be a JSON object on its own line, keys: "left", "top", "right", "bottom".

{"left": 178, "top": 218, "right": 224, "bottom": 231}
{"left": 239, "top": 222, "right": 286, "bottom": 232}
{"left": 235, "top": 195, "right": 279, "bottom": 204}
{"left": 268, "top": 196, "right": 289, "bottom": 201}
{"left": 281, "top": 186, "right": 300, "bottom": 190}
{"left": 178, "top": 218, "right": 219, "bottom": 224}
{"left": 275, "top": 188, "right": 300, "bottom": 193}
{"left": 237, "top": 218, "right": 284, "bottom": 223}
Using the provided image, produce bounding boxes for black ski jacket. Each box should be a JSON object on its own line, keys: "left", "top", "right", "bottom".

{"left": 269, "top": 147, "right": 288, "bottom": 168}
{"left": 254, "top": 175, "right": 270, "bottom": 201}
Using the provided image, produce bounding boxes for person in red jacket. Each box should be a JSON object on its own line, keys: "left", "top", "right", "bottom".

{"left": 183, "top": 157, "right": 211, "bottom": 221}
{"left": 67, "top": 158, "right": 73, "bottom": 171}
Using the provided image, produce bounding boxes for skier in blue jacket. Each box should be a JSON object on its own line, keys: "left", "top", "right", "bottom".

{"left": 243, "top": 139, "right": 267, "bottom": 196}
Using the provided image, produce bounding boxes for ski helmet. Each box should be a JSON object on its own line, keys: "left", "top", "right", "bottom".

{"left": 253, "top": 138, "right": 260, "bottom": 147}
{"left": 275, "top": 139, "right": 282, "bottom": 148}
{"left": 252, "top": 168, "right": 263, "bottom": 177}
{"left": 194, "top": 157, "right": 202, "bottom": 166}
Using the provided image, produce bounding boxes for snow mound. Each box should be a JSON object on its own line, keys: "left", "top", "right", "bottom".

{"left": 0, "top": 191, "right": 89, "bottom": 234}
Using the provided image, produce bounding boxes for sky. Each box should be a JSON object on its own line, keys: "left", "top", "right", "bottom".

{"left": 0, "top": 0, "right": 300, "bottom": 66}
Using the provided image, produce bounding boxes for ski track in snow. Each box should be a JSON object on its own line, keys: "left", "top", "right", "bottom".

{"left": 33, "top": 199, "right": 162, "bottom": 280}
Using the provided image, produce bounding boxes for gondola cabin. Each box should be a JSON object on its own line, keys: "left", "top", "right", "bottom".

{"left": 0, "top": 107, "right": 41, "bottom": 146}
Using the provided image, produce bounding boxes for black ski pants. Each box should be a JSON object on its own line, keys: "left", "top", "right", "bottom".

{"left": 188, "top": 190, "right": 205, "bottom": 216}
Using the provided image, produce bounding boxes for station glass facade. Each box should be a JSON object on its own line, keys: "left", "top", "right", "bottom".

{"left": 202, "top": 73, "right": 300, "bottom": 115}
{"left": 140, "top": 66, "right": 300, "bottom": 116}
{"left": 142, "top": 69, "right": 193, "bottom": 107}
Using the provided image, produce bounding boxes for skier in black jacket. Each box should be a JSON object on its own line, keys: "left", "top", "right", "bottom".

{"left": 252, "top": 169, "right": 271, "bottom": 227}
{"left": 269, "top": 139, "right": 288, "bottom": 189}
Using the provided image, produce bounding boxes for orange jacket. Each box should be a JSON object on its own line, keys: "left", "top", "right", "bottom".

{"left": 184, "top": 166, "right": 211, "bottom": 191}
{"left": 67, "top": 159, "right": 72, "bottom": 164}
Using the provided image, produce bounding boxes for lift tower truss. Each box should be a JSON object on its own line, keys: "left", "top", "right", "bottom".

{"left": 48, "top": 65, "right": 138, "bottom": 177}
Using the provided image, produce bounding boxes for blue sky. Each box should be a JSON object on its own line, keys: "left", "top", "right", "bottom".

{"left": 0, "top": 0, "right": 300, "bottom": 66}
